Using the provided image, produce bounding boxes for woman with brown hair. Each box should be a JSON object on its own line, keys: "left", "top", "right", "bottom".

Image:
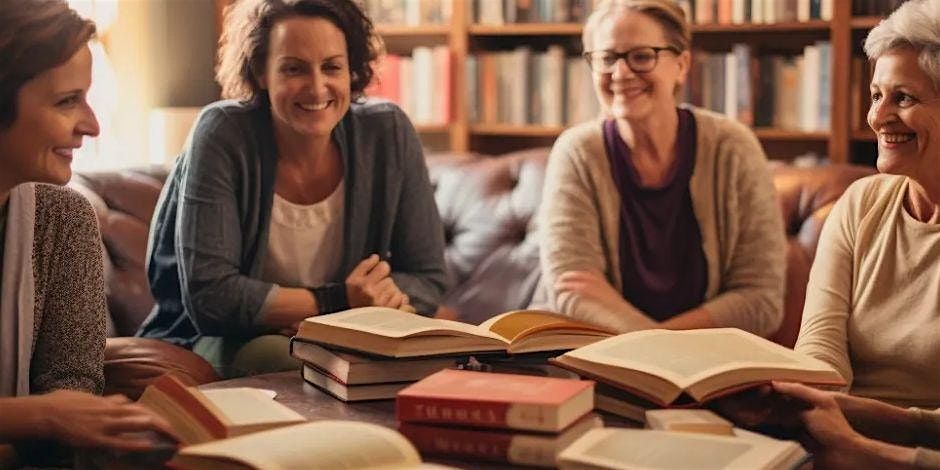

{"left": 536, "top": 0, "right": 785, "bottom": 334}
{"left": 138, "top": 0, "right": 448, "bottom": 377}
{"left": 0, "top": 0, "right": 175, "bottom": 459}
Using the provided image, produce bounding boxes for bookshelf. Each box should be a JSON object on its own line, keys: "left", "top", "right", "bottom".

{"left": 213, "top": 0, "right": 897, "bottom": 164}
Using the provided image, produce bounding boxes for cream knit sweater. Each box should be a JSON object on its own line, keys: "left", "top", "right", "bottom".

{"left": 535, "top": 107, "right": 785, "bottom": 335}
{"left": 795, "top": 174, "right": 940, "bottom": 408}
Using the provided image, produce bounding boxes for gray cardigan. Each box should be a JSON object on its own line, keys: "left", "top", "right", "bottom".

{"left": 138, "top": 99, "right": 449, "bottom": 346}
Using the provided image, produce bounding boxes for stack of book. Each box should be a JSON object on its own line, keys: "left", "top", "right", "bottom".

{"left": 551, "top": 328, "right": 846, "bottom": 422}
{"left": 290, "top": 341, "right": 457, "bottom": 402}
{"left": 396, "top": 369, "right": 601, "bottom": 467}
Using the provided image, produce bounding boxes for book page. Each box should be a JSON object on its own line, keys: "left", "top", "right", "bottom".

{"left": 564, "top": 329, "right": 835, "bottom": 388}
{"left": 306, "top": 307, "right": 504, "bottom": 341}
{"left": 200, "top": 388, "right": 304, "bottom": 427}
{"left": 176, "top": 421, "right": 422, "bottom": 469}
{"left": 480, "top": 310, "right": 612, "bottom": 342}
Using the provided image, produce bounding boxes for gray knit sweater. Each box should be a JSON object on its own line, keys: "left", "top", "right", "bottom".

{"left": 28, "top": 184, "right": 105, "bottom": 394}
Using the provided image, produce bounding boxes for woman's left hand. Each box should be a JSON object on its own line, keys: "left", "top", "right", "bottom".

{"left": 555, "top": 271, "right": 624, "bottom": 308}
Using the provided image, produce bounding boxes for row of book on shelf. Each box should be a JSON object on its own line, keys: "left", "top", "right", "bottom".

{"left": 678, "top": 0, "right": 834, "bottom": 25}
{"left": 359, "top": 0, "right": 452, "bottom": 26}
{"left": 474, "top": 0, "right": 598, "bottom": 25}
{"left": 138, "top": 307, "right": 844, "bottom": 468}
{"left": 687, "top": 41, "right": 832, "bottom": 132}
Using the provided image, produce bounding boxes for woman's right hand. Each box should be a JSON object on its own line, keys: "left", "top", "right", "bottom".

{"left": 346, "top": 254, "right": 410, "bottom": 310}
{"left": 28, "top": 390, "right": 179, "bottom": 451}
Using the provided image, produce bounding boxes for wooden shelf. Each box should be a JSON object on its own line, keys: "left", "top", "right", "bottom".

{"left": 470, "top": 124, "right": 565, "bottom": 137}
{"left": 691, "top": 20, "right": 830, "bottom": 33}
{"left": 852, "top": 129, "right": 877, "bottom": 141}
{"left": 414, "top": 123, "right": 450, "bottom": 133}
{"left": 375, "top": 25, "right": 450, "bottom": 36}
{"left": 850, "top": 16, "right": 884, "bottom": 29}
{"left": 753, "top": 128, "right": 830, "bottom": 140}
{"left": 469, "top": 23, "right": 583, "bottom": 36}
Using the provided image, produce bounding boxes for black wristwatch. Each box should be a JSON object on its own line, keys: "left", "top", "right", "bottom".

{"left": 308, "top": 283, "right": 349, "bottom": 314}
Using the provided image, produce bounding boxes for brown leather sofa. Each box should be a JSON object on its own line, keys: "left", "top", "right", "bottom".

{"left": 69, "top": 149, "right": 874, "bottom": 397}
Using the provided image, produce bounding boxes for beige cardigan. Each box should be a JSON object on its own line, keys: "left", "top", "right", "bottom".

{"left": 536, "top": 107, "right": 785, "bottom": 335}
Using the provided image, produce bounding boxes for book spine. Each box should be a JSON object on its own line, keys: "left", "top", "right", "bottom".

{"left": 396, "top": 395, "right": 514, "bottom": 429}
{"left": 399, "top": 423, "right": 515, "bottom": 464}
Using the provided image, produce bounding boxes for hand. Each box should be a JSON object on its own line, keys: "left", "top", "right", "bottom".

{"left": 29, "top": 390, "right": 179, "bottom": 451}
{"left": 554, "top": 271, "right": 624, "bottom": 308}
{"left": 345, "top": 254, "right": 410, "bottom": 309}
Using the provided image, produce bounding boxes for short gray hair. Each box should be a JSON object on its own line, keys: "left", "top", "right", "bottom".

{"left": 864, "top": 0, "right": 940, "bottom": 90}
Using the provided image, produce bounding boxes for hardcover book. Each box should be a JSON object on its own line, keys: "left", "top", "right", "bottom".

{"left": 296, "top": 307, "right": 614, "bottom": 358}
{"left": 302, "top": 363, "right": 414, "bottom": 402}
{"left": 552, "top": 328, "right": 844, "bottom": 407}
{"left": 396, "top": 369, "right": 594, "bottom": 432}
{"left": 290, "top": 341, "right": 456, "bottom": 385}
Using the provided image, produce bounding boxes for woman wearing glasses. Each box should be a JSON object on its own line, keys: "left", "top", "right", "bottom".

{"left": 535, "top": 0, "right": 785, "bottom": 335}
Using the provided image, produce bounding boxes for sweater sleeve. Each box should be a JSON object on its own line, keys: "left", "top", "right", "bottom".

{"left": 699, "top": 126, "right": 786, "bottom": 337}
{"left": 793, "top": 180, "right": 864, "bottom": 388}
{"left": 387, "top": 109, "right": 450, "bottom": 315}
{"left": 174, "top": 107, "right": 275, "bottom": 337}
{"left": 537, "top": 129, "right": 658, "bottom": 333}
{"left": 30, "top": 186, "right": 105, "bottom": 394}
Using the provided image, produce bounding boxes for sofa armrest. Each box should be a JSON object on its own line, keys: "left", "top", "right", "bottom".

{"left": 104, "top": 338, "right": 219, "bottom": 399}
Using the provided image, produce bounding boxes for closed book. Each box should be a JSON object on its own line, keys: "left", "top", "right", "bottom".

{"left": 138, "top": 375, "right": 305, "bottom": 446}
{"left": 290, "top": 340, "right": 456, "bottom": 385}
{"left": 302, "top": 363, "right": 413, "bottom": 402}
{"left": 400, "top": 414, "right": 603, "bottom": 467}
{"left": 552, "top": 328, "right": 845, "bottom": 407}
{"left": 396, "top": 369, "right": 594, "bottom": 432}
{"left": 645, "top": 409, "right": 735, "bottom": 436}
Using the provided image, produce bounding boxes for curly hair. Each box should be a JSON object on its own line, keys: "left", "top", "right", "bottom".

{"left": 217, "top": 0, "right": 379, "bottom": 102}
{"left": 0, "top": 0, "right": 95, "bottom": 129}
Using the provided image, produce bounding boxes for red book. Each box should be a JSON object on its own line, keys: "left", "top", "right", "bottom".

{"left": 399, "top": 414, "right": 602, "bottom": 467}
{"left": 396, "top": 369, "right": 594, "bottom": 432}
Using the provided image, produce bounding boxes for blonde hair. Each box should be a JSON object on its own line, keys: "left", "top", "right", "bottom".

{"left": 582, "top": 0, "right": 691, "bottom": 52}
{"left": 864, "top": 0, "right": 940, "bottom": 90}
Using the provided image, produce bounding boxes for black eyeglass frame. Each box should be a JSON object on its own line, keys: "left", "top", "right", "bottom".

{"left": 582, "top": 46, "right": 682, "bottom": 74}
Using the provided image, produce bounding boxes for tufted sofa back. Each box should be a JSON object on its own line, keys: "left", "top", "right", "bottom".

{"left": 71, "top": 150, "right": 874, "bottom": 346}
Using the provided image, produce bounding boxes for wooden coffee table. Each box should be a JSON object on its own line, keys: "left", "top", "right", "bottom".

{"left": 201, "top": 371, "right": 637, "bottom": 469}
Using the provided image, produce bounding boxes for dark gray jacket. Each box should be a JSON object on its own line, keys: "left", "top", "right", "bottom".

{"left": 138, "top": 99, "right": 448, "bottom": 346}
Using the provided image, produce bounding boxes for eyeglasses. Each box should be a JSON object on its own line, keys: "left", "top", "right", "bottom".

{"left": 582, "top": 46, "right": 680, "bottom": 74}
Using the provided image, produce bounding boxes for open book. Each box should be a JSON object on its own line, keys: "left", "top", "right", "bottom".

{"left": 557, "top": 427, "right": 808, "bottom": 470}
{"left": 296, "top": 307, "right": 614, "bottom": 358}
{"left": 170, "top": 420, "right": 450, "bottom": 470}
{"left": 138, "top": 375, "right": 305, "bottom": 445}
{"left": 552, "top": 328, "right": 845, "bottom": 406}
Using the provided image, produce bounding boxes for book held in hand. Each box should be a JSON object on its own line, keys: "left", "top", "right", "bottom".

{"left": 396, "top": 369, "right": 594, "bottom": 432}
{"left": 296, "top": 307, "right": 614, "bottom": 358}
{"left": 169, "top": 420, "right": 441, "bottom": 470}
{"left": 552, "top": 328, "right": 845, "bottom": 406}
{"left": 558, "top": 427, "right": 808, "bottom": 470}
{"left": 400, "top": 414, "right": 603, "bottom": 468}
{"left": 290, "top": 340, "right": 457, "bottom": 385}
{"left": 137, "top": 374, "right": 305, "bottom": 445}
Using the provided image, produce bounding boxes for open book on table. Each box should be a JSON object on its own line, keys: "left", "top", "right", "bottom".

{"left": 169, "top": 420, "right": 454, "bottom": 470}
{"left": 138, "top": 374, "right": 305, "bottom": 445}
{"left": 295, "top": 307, "right": 614, "bottom": 358}
{"left": 557, "top": 427, "right": 808, "bottom": 470}
{"left": 552, "top": 328, "right": 845, "bottom": 406}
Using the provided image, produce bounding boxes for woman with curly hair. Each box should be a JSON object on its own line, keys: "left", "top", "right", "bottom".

{"left": 138, "top": 0, "right": 448, "bottom": 378}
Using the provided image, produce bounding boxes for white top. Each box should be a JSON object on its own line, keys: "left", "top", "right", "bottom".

{"left": 795, "top": 174, "right": 940, "bottom": 408}
{"left": 261, "top": 180, "right": 345, "bottom": 289}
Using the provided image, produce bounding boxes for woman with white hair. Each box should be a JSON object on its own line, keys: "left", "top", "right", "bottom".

{"left": 771, "top": 1, "right": 940, "bottom": 467}
{"left": 793, "top": 0, "right": 940, "bottom": 409}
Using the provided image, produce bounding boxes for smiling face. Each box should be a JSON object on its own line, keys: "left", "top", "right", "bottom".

{"left": 259, "top": 16, "right": 351, "bottom": 141}
{"left": 868, "top": 47, "right": 940, "bottom": 182}
{"left": 0, "top": 45, "right": 98, "bottom": 188}
{"left": 589, "top": 9, "right": 689, "bottom": 122}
